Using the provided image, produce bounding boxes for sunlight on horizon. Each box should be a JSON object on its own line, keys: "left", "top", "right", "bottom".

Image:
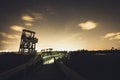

{"left": 36, "top": 43, "right": 83, "bottom": 51}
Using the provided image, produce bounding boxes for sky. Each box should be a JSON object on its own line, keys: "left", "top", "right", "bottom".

{"left": 0, "top": 0, "right": 120, "bottom": 51}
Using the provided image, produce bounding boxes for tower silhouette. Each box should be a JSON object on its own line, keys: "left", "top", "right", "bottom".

{"left": 19, "top": 29, "right": 38, "bottom": 54}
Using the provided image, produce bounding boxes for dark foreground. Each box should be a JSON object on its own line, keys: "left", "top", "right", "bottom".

{"left": 12, "top": 64, "right": 68, "bottom": 80}
{"left": 64, "top": 50, "right": 120, "bottom": 80}
{"left": 0, "top": 50, "right": 120, "bottom": 80}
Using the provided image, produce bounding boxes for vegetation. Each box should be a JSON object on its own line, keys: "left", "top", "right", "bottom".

{"left": 0, "top": 52, "right": 35, "bottom": 73}
{"left": 1, "top": 50, "right": 120, "bottom": 80}
{"left": 64, "top": 50, "right": 120, "bottom": 80}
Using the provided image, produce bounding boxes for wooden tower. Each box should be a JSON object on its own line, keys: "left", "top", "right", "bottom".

{"left": 19, "top": 29, "right": 38, "bottom": 54}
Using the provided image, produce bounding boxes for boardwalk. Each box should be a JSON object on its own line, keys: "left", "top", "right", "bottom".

{"left": 13, "top": 63, "right": 69, "bottom": 80}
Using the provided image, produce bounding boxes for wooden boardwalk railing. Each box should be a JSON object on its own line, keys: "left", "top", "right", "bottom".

{"left": 55, "top": 60, "right": 88, "bottom": 80}
{"left": 0, "top": 55, "right": 41, "bottom": 80}
{"left": 0, "top": 56, "right": 88, "bottom": 80}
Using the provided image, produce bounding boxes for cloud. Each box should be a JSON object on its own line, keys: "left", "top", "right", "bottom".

{"left": 104, "top": 33, "right": 116, "bottom": 38}
{"left": 22, "top": 13, "right": 44, "bottom": 21}
{"left": 21, "top": 15, "right": 34, "bottom": 22}
{"left": 103, "top": 32, "right": 120, "bottom": 41}
{"left": 0, "top": 32, "right": 20, "bottom": 39}
{"left": 114, "top": 35, "right": 120, "bottom": 40}
{"left": 1, "top": 40, "right": 13, "bottom": 44}
{"left": 10, "top": 25, "right": 24, "bottom": 32}
{"left": 24, "top": 23, "right": 33, "bottom": 26}
{"left": 22, "top": 13, "right": 44, "bottom": 27}
{"left": 78, "top": 20, "right": 97, "bottom": 30}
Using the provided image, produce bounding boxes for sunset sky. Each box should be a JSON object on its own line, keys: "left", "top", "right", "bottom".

{"left": 0, "top": 0, "right": 120, "bottom": 51}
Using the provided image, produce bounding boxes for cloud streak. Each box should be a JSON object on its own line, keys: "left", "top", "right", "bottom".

{"left": 103, "top": 32, "right": 120, "bottom": 41}
{"left": 10, "top": 25, "right": 24, "bottom": 32}
{"left": 1, "top": 40, "right": 13, "bottom": 44}
{"left": 21, "top": 13, "right": 44, "bottom": 27}
{"left": 78, "top": 20, "right": 97, "bottom": 30}
{"left": 22, "top": 15, "right": 34, "bottom": 22}
{"left": 24, "top": 23, "right": 33, "bottom": 26}
{"left": 0, "top": 32, "right": 20, "bottom": 39}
